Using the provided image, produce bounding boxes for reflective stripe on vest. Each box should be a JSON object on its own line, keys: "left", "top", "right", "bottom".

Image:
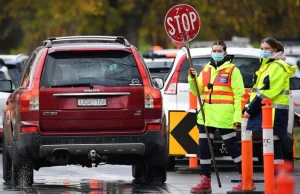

{"left": 202, "top": 64, "right": 236, "bottom": 104}
{"left": 252, "top": 88, "right": 290, "bottom": 95}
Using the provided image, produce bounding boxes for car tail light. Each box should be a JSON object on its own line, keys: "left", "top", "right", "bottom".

{"left": 21, "top": 127, "right": 37, "bottom": 133}
{"left": 130, "top": 46, "right": 163, "bottom": 109}
{"left": 164, "top": 55, "right": 187, "bottom": 95}
{"left": 146, "top": 124, "right": 161, "bottom": 130}
{"left": 144, "top": 87, "right": 162, "bottom": 108}
{"left": 21, "top": 79, "right": 40, "bottom": 111}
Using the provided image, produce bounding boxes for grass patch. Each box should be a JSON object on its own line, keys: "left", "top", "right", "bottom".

{"left": 294, "top": 129, "right": 300, "bottom": 161}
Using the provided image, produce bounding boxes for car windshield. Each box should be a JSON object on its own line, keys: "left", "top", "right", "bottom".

{"left": 40, "top": 51, "right": 142, "bottom": 87}
{"left": 178, "top": 57, "right": 260, "bottom": 88}
{"left": 8, "top": 66, "right": 21, "bottom": 87}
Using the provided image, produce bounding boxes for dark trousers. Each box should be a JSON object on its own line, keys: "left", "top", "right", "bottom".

{"left": 198, "top": 124, "right": 242, "bottom": 178}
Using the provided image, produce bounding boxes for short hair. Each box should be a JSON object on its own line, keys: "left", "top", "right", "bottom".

{"left": 212, "top": 41, "right": 227, "bottom": 51}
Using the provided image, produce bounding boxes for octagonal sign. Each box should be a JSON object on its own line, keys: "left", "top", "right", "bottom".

{"left": 164, "top": 4, "right": 201, "bottom": 43}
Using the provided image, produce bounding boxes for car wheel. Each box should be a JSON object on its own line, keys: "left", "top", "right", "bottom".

{"left": 132, "top": 164, "right": 167, "bottom": 184}
{"left": 12, "top": 144, "right": 33, "bottom": 187}
{"left": 167, "top": 156, "right": 175, "bottom": 171}
{"left": 147, "top": 164, "right": 167, "bottom": 184}
{"left": 132, "top": 165, "right": 143, "bottom": 179}
{"left": 2, "top": 133, "right": 12, "bottom": 182}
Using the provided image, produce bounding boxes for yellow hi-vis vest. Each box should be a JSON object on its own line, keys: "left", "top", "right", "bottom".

{"left": 248, "top": 59, "right": 296, "bottom": 109}
{"left": 188, "top": 61, "right": 245, "bottom": 129}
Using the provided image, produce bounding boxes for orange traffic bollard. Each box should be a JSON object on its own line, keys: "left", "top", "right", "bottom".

{"left": 275, "top": 161, "right": 295, "bottom": 194}
{"left": 241, "top": 92, "right": 253, "bottom": 191}
{"left": 186, "top": 154, "right": 198, "bottom": 168}
{"left": 189, "top": 91, "right": 197, "bottom": 110}
{"left": 262, "top": 99, "right": 274, "bottom": 194}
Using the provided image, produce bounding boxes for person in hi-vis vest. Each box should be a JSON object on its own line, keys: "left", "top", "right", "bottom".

{"left": 188, "top": 41, "right": 253, "bottom": 193}
{"left": 244, "top": 37, "right": 296, "bottom": 170}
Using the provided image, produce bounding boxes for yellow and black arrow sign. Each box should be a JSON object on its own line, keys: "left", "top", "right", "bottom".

{"left": 168, "top": 110, "right": 199, "bottom": 156}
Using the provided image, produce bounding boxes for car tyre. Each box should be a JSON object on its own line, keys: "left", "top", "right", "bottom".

{"left": 148, "top": 164, "right": 167, "bottom": 184}
{"left": 132, "top": 164, "right": 167, "bottom": 184}
{"left": 2, "top": 133, "right": 12, "bottom": 182}
{"left": 132, "top": 165, "right": 143, "bottom": 179}
{"left": 167, "top": 156, "right": 175, "bottom": 171}
{"left": 12, "top": 144, "right": 33, "bottom": 187}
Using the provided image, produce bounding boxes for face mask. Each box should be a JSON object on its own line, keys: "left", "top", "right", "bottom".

{"left": 212, "top": 53, "right": 224, "bottom": 62}
{"left": 260, "top": 50, "right": 271, "bottom": 58}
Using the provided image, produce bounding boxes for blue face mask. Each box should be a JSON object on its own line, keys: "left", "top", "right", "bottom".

{"left": 260, "top": 50, "right": 271, "bottom": 58}
{"left": 212, "top": 53, "right": 224, "bottom": 62}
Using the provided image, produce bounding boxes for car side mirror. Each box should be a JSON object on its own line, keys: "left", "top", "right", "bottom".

{"left": 152, "top": 77, "right": 164, "bottom": 90}
{"left": 290, "top": 77, "right": 300, "bottom": 90}
{"left": 0, "top": 80, "right": 13, "bottom": 92}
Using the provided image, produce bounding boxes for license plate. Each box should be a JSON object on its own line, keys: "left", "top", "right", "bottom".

{"left": 77, "top": 99, "right": 107, "bottom": 107}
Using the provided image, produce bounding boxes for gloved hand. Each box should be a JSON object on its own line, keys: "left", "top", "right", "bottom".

{"left": 189, "top": 68, "right": 196, "bottom": 78}
{"left": 234, "top": 122, "right": 241, "bottom": 130}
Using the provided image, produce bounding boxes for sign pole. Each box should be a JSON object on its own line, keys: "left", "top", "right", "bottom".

{"left": 185, "top": 42, "right": 221, "bottom": 188}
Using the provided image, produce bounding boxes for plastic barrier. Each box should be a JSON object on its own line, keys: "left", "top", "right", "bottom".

{"left": 262, "top": 99, "right": 274, "bottom": 194}
{"left": 189, "top": 91, "right": 197, "bottom": 111}
{"left": 275, "top": 161, "right": 295, "bottom": 194}
{"left": 186, "top": 154, "right": 198, "bottom": 168}
{"left": 241, "top": 92, "right": 253, "bottom": 191}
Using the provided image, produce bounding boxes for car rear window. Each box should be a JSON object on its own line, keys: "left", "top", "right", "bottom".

{"left": 40, "top": 51, "right": 142, "bottom": 87}
{"left": 178, "top": 57, "right": 260, "bottom": 88}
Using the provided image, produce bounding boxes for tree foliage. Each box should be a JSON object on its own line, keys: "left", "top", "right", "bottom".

{"left": 0, "top": 0, "right": 299, "bottom": 54}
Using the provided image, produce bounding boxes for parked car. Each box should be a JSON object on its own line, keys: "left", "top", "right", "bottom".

{"left": 1, "top": 36, "right": 167, "bottom": 187}
{"left": 144, "top": 58, "right": 174, "bottom": 81}
{"left": 143, "top": 48, "right": 179, "bottom": 80}
{"left": 0, "top": 54, "right": 28, "bottom": 86}
{"left": 0, "top": 55, "right": 27, "bottom": 144}
{"left": 163, "top": 47, "right": 295, "bottom": 169}
{"left": 286, "top": 56, "right": 300, "bottom": 125}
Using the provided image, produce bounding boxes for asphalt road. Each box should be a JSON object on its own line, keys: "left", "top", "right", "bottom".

{"left": 0, "top": 154, "right": 299, "bottom": 194}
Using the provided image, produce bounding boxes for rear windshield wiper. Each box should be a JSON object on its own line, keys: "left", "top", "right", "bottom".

{"left": 50, "top": 83, "right": 94, "bottom": 89}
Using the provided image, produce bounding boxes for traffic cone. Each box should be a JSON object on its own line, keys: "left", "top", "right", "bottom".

{"left": 275, "top": 161, "right": 295, "bottom": 194}
{"left": 187, "top": 91, "right": 197, "bottom": 113}
{"left": 262, "top": 99, "right": 274, "bottom": 194}
{"left": 186, "top": 154, "right": 198, "bottom": 168}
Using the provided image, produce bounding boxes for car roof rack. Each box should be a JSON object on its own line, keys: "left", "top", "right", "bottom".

{"left": 41, "top": 36, "right": 131, "bottom": 48}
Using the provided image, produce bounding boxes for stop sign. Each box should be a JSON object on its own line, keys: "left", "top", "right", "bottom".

{"left": 164, "top": 4, "right": 200, "bottom": 43}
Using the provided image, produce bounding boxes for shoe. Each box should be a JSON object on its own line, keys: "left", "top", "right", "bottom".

{"left": 232, "top": 176, "right": 256, "bottom": 191}
{"left": 190, "top": 175, "right": 212, "bottom": 193}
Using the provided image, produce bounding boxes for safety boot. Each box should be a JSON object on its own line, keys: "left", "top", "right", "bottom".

{"left": 232, "top": 175, "right": 256, "bottom": 191}
{"left": 190, "top": 175, "right": 212, "bottom": 193}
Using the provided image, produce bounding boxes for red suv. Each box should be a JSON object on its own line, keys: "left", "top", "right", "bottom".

{"left": 1, "top": 36, "right": 167, "bottom": 187}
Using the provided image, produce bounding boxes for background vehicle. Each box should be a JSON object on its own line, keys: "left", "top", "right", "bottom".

{"left": 286, "top": 56, "right": 300, "bottom": 125}
{"left": 144, "top": 58, "right": 174, "bottom": 80}
{"left": 1, "top": 36, "right": 167, "bottom": 187}
{"left": 163, "top": 47, "right": 295, "bottom": 169}
{"left": 143, "top": 48, "right": 179, "bottom": 80}
{"left": 0, "top": 55, "right": 27, "bottom": 143}
{"left": 0, "top": 54, "right": 28, "bottom": 86}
